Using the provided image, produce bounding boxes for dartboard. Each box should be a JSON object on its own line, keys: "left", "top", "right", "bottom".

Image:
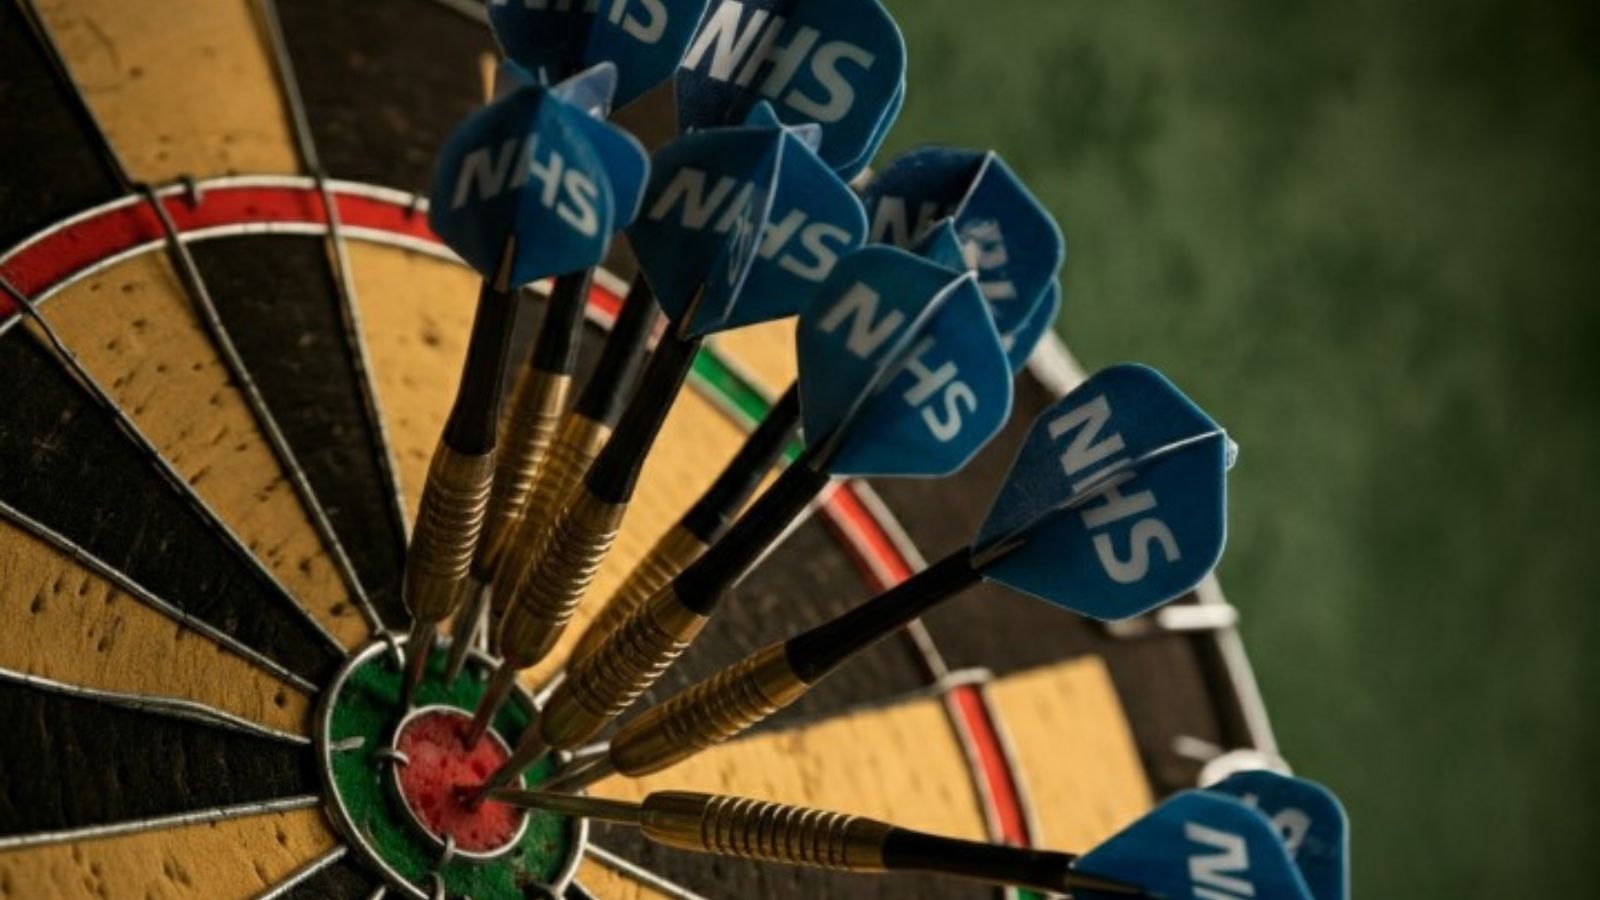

{"left": 0, "top": 2, "right": 1280, "bottom": 898}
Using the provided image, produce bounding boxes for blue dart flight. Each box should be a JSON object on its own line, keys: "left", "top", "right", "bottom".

{"left": 863, "top": 145, "right": 1066, "bottom": 348}
{"left": 628, "top": 105, "right": 866, "bottom": 335}
{"left": 798, "top": 243, "right": 1014, "bottom": 478}
{"left": 429, "top": 65, "right": 649, "bottom": 285}
{"left": 1210, "top": 771, "right": 1350, "bottom": 900}
{"left": 974, "top": 363, "right": 1234, "bottom": 620}
{"left": 1076, "top": 791, "right": 1316, "bottom": 900}
{"left": 569, "top": 363, "right": 1230, "bottom": 788}
{"left": 675, "top": 0, "right": 906, "bottom": 176}
{"left": 490, "top": 0, "right": 714, "bottom": 108}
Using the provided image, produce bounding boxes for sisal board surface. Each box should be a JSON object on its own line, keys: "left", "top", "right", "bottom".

{"left": 36, "top": 252, "right": 366, "bottom": 649}
{"left": 0, "top": 518, "right": 311, "bottom": 736}
{"left": 0, "top": 807, "right": 335, "bottom": 900}
{"left": 34, "top": 0, "right": 299, "bottom": 184}
{"left": 985, "top": 658, "right": 1153, "bottom": 850}
{"left": 592, "top": 692, "right": 988, "bottom": 840}
{"left": 706, "top": 319, "right": 798, "bottom": 397}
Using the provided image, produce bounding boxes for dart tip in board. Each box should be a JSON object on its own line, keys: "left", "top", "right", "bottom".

{"left": 391, "top": 706, "right": 529, "bottom": 855}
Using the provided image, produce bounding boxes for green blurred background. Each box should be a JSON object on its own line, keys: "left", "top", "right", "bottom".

{"left": 881, "top": 1, "right": 1599, "bottom": 896}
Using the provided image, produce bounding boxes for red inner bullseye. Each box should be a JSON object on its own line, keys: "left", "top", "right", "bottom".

{"left": 394, "top": 709, "right": 525, "bottom": 853}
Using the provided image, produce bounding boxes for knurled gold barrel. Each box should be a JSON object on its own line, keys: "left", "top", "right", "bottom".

{"left": 492, "top": 412, "right": 612, "bottom": 615}
{"left": 572, "top": 522, "right": 709, "bottom": 665}
{"left": 641, "top": 792, "right": 891, "bottom": 871}
{"left": 540, "top": 585, "right": 709, "bottom": 749}
{"left": 477, "top": 369, "right": 570, "bottom": 579}
{"left": 496, "top": 487, "right": 626, "bottom": 667}
{"left": 610, "top": 642, "right": 807, "bottom": 777}
{"left": 404, "top": 444, "right": 495, "bottom": 623}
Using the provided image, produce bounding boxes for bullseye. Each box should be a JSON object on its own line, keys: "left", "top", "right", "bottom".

{"left": 391, "top": 707, "right": 528, "bottom": 856}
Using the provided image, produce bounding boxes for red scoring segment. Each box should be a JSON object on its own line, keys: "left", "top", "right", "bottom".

{"left": 395, "top": 709, "right": 526, "bottom": 853}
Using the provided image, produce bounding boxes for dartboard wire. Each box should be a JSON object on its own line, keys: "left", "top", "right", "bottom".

{"left": 0, "top": 273, "right": 348, "bottom": 658}
{"left": 138, "top": 180, "right": 388, "bottom": 640}
{"left": 251, "top": 0, "right": 416, "bottom": 556}
{"left": 254, "top": 845, "right": 352, "bottom": 900}
{"left": 584, "top": 843, "right": 711, "bottom": 900}
{"left": 0, "top": 496, "right": 320, "bottom": 694}
{"left": 0, "top": 664, "right": 309, "bottom": 747}
{"left": 0, "top": 795, "right": 321, "bottom": 853}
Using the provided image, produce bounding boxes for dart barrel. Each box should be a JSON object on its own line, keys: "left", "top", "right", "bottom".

{"left": 479, "top": 368, "right": 570, "bottom": 577}
{"left": 609, "top": 642, "right": 802, "bottom": 776}
{"left": 405, "top": 444, "right": 495, "bottom": 623}
{"left": 497, "top": 487, "right": 627, "bottom": 666}
{"left": 492, "top": 413, "right": 610, "bottom": 612}
{"left": 573, "top": 521, "right": 708, "bottom": 663}
{"left": 542, "top": 584, "right": 709, "bottom": 748}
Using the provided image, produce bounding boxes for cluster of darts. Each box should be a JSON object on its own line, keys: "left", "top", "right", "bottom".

{"left": 383, "top": 1, "right": 1348, "bottom": 899}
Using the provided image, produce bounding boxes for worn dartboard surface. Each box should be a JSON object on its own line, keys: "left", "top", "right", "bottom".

{"left": 0, "top": 2, "right": 1279, "bottom": 898}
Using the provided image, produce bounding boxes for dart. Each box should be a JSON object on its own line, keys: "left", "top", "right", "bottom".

{"left": 551, "top": 363, "right": 1232, "bottom": 788}
{"left": 399, "top": 62, "right": 648, "bottom": 706}
{"left": 466, "top": 240, "right": 1018, "bottom": 794}
{"left": 1207, "top": 771, "right": 1350, "bottom": 900}
{"left": 466, "top": 106, "right": 869, "bottom": 743}
{"left": 487, "top": 788, "right": 1150, "bottom": 897}
{"left": 574, "top": 147, "right": 1061, "bottom": 659}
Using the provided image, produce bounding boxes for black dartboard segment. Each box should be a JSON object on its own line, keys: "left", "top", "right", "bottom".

{"left": 0, "top": 679, "right": 318, "bottom": 840}
{"left": 0, "top": 330, "right": 343, "bottom": 684}
{"left": 0, "top": 2, "right": 123, "bottom": 250}
{"left": 188, "top": 236, "right": 409, "bottom": 630}
{"left": 274, "top": 0, "right": 496, "bottom": 191}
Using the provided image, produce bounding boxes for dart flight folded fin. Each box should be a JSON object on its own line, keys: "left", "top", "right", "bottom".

{"left": 864, "top": 146, "right": 1066, "bottom": 341}
{"left": 429, "top": 71, "right": 649, "bottom": 286}
{"left": 628, "top": 120, "right": 866, "bottom": 335}
{"left": 1076, "top": 791, "right": 1314, "bottom": 900}
{"left": 1209, "top": 771, "right": 1350, "bottom": 900}
{"left": 975, "top": 363, "right": 1232, "bottom": 620}
{"left": 675, "top": 0, "right": 906, "bottom": 176}
{"left": 796, "top": 245, "right": 1013, "bottom": 478}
